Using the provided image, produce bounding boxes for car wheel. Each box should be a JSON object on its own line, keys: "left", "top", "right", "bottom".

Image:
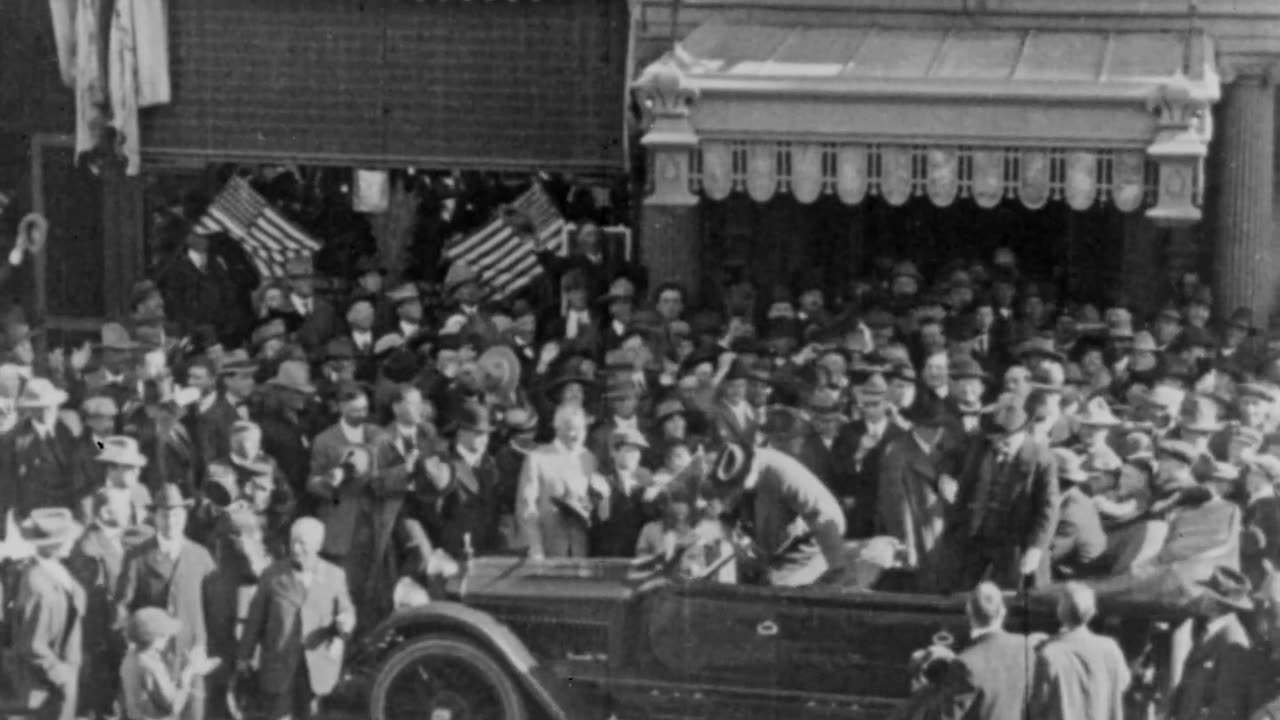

{"left": 369, "top": 633, "right": 530, "bottom": 720}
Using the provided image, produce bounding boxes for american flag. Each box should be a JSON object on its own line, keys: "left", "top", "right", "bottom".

{"left": 443, "top": 182, "right": 567, "bottom": 300}
{"left": 194, "top": 176, "right": 321, "bottom": 279}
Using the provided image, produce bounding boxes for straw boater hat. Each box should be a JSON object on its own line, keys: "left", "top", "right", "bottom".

{"left": 16, "top": 378, "right": 68, "bottom": 409}
{"left": 96, "top": 436, "right": 149, "bottom": 467}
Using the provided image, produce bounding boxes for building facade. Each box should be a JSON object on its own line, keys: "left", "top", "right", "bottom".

{"left": 631, "top": 0, "right": 1280, "bottom": 323}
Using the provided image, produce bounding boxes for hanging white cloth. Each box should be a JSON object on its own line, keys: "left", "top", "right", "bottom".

{"left": 108, "top": 0, "right": 140, "bottom": 174}
{"left": 49, "top": 0, "right": 77, "bottom": 88}
{"left": 353, "top": 169, "right": 391, "bottom": 214}
{"left": 73, "top": 0, "right": 107, "bottom": 162}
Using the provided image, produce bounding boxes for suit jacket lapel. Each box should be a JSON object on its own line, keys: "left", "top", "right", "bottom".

{"left": 274, "top": 566, "right": 307, "bottom": 610}
{"left": 453, "top": 457, "right": 480, "bottom": 496}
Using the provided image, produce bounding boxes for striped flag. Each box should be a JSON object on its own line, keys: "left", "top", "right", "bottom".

{"left": 443, "top": 182, "right": 567, "bottom": 300}
{"left": 194, "top": 176, "right": 322, "bottom": 279}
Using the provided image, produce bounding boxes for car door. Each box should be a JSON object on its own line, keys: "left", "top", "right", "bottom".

{"left": 770, "top": 588, "right": 970, "bottom": 704}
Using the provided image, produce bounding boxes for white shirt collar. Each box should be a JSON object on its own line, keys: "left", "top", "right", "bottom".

{"left": 187, "top": 249, "right": 207, "bottom": 271}
{"left": 455, "top": 444, "right": 484, "bottom": 468}
{"left": 1204, "top": 614, "right": 1235, "bottom": 639}
{"left": 865, "top": 416, "right": 888, "bottom": 438}
{"left": 352, "top": 330, "right": 373, "bottom": 347}
{"left": 156, "top": 535, "right": 183, "bottom": 559}
{"left": 612, "top": 319, "right": 627, "bottom": 335}
{"left": 969, "top": 625, "right": 1001, "bottom": 641}
{"left": 339, "top": 421, "right": 365, "bottom": 445}
{"left": 31, "top": 419, "right": 55, "bottom": 439}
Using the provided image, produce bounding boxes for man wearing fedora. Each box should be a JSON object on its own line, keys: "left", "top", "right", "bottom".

{"left": 876, "top": 399, "right": 962, "bottom": 592}
{"left": 1048, "top": 448, "right": 1106, "bottom": 581}
{"left": 11, "top": 507, "right": 86, "bottom": 720}
{"left": 159, "top": 228, "right": 248, "bottom": 346}
{"left": 441, "top": 260, "right": 500, "bottom": 348}
{"left": 708, "top": 442, "right": 846, "bottom": 586}
{"left": 958, "top": 399, "right": 1059, "bottom": 589}
{"left": 1170, "top": 567, "right": 1270, "bottom": 720}
{"left": 3, "top": 377, "right": 79, "bottom": 517}
{"left": 193, "top": 350, "right": 258, "bottom": 468}
{"left": 115, "top": 483, "right": 217, "bottom": 720}
{"left": 590, "top": 426, "right": 657, "bottom": 558}
{"left": 258, "top": 360, "right": 316, "bottom": 502}
{"left": 517, "top": 404, "right": 608, "bottom": 559}
{"left": 587, "top": 370, "right": 648, "bottom": 475}
{"left": 282, "top": 254, "right": 338, "bottom": 357}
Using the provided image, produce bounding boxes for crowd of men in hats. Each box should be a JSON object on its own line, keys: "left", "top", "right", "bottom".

{"left": 6, "top": 210, "right": 1280, "bottom": 717}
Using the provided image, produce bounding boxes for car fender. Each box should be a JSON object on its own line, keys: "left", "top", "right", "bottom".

{"left": 364, "top": 601, "right": 592, "bottom": 720}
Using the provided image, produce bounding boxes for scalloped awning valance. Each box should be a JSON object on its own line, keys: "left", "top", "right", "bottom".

{"left": 633, "top": 19, "right": 1220, "bottom": 226}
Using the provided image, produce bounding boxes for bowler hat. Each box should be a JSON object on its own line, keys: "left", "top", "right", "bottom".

{"left": 251, "top": 318, "right": 287, "bottom": 348}
{"left": 598, "top": 277, "right": 636, "bottom": 306}
{"left": 324, "top": 337, "right": 356, "bottom": 363}
{"left": 82, "top": 395, "right": 120, "bottom": 418}
{"left": 949, "top": 356, "right": 987, "bottom": 382}
{"left": 150, "top": 483, "right": 193, "bottom": 510}
{"left": 654, "top": 398, "right": 687, "bottom": 424}
{"left": 1017, "top": 337, "right": 1065, "bottom": 364}
{"left": 386, "top": 283, "right": 421, "bottom": 306}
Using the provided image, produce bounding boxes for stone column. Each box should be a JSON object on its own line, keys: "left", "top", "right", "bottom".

{"left": 632, "top": 60, "right": 703, "bottom": 303}
{"left": 1214, "top": 64, "right": 1277, "bottom": 323}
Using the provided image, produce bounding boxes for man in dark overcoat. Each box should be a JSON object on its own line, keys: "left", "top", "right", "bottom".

{"left": 2, "top": 378, "right": 80, "bottom": 517}
{"left": 937, "top": 582, "right": 1038, "bottom": 720}
{"left": 590, "top": 427, "right": 656, "bottom": 557}
{"left": 114, "top": 484, "right": 217, "bottom": 720}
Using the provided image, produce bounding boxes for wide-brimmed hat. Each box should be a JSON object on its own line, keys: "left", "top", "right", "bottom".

{"left": 454, "top": 401, "right": 494, "bottom": 433}
{"left": 127, "top": 607, "right": 181, "bottom": 646}
{"left": 611, "top": 426, "right": 649, "bottom": 450}
{"left": 98, "top": 322, "right": 139, "bottom": 352}
{"left": 1076, "top": 396, "right": 1120, "bottom": 427}
{"left": 546, "top": 358, "right": 597, "bottom": 395}
{"left": 478, "top": 346, "right": 521, "bottom": 396}
{"left": 17, "top": 378, "right": 68, "bottom": 409}
{"left": 19, "top": 507, "right": 81, "bottom": 550}
{"left": 1107, "top": 310, "right": 1135, "bottom": 340}
{"left": 1017, "top": 337, "right": 1065, "bottom": 364}
{"left": 1197, "top": 566, "right": 1254, "bottom": 613}
{"left": 266, "top": 360, "right": 315, "bottom": 395}
{"left": 96, "top": 435, "right": 149, "bottom": 467}
{"left": 712, "top": 442, "right": 755, "bottom": 486}
{"left": 150, "top": 483, "right": 193, "bottom": 511}
{"left": 1053, "top": 448, "right": 1088, "bottom": 483}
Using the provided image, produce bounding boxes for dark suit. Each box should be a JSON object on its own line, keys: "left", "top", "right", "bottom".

{"left": 797, "top": 432, "right": 842, "bottom": 493}
{"left": 66, "top": 525, "right": 127, "bottom": 718}
{"left": 961, "top": 434, "right": 1060, "bottom": 588}
{"left": 239, "top": 559, "right": 355, "bottom": 720}
{"left": 291, "top": 295, "right": 340, "bottom": 358}
{"left": 1050, "top": 486, "right": 1107, "bottom": 580}
{"left": 140, "top": 423, "right": 200, "bottom": 497}
{"left": 710, "top": 400, "right": 758, "bottom": 447}
{"left": 1171, "top": 614, "right": 1268, "bottom": 720}
{"left": 409, "top": 448, "right": 503, "bottom": 560}
{"left": 832, "top": 420, "right": 900, "bottom": 538}
{"left": 2, "top": 419, "right": 80, "bottom": 517}
{"left": 68, "top": 433, "right": 110, "bottom": 523}
{"left": 12, "top": 559, "right": 85, "bottom": 720}
{"left": 540, "top": 308, "right": 603, "bottom": 357}
{"left": 114, "top": 537, "right": 218, "bottom": 720}
{"left": 940, "top": 629, "right": 1037, "bottom": 720}
{"left": 587, "top": 418, "right": 649, "bottom": 475}
{"left": 590, "top": 471, "right": 654, "bottom": 558}
{"left": 259, "top": 409, "right": 312, "bottom": 505}
{"left": 193, "top": 395, "right": 243, "bottom": 471}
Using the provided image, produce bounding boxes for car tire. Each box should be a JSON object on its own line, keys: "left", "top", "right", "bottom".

{"left": 369, "top": 633, "right": 530, "bottom": 720}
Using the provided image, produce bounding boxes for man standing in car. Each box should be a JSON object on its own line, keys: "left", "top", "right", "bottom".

{"left": 709, "top": 442, "right": 846, "bottom": 586}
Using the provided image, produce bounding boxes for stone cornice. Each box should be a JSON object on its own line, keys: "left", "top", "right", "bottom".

{"left": 1217, "top": 55, "right": 1280, "bottom": 85}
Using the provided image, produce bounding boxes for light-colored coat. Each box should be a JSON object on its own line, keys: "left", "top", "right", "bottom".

{"left": 238, "top": 559, "right": 355, "bottom": 698}
{"left": 12, "top": 559, "right": 86, "bottom": 720}
{"left": 517, "top": 443, "right": 599, "bottom": 558}
{"left": 1032, "top": 626, "right": 1130, "bottom": 720}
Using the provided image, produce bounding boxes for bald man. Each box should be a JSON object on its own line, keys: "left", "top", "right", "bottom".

{"left": 238, "top": 518, "right": 355, "bottom": 720}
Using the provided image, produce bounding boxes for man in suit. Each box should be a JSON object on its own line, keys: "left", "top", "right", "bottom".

{"left": 710, "top": 358, "right": 759, "bottom": 447}
{"left": 160, "top": 229, "right": 244, "bottom": 345}
{"left": 305, "top": 384, "right": 384, "bottom": 626}
{"left": 1032, "top": 582, "right": 1130, "bottom": 720}
{"left": 238, "top": 517, "right": 355, "bottom": 720}
{"left": 540, "top": 268, "right": 602, "bottom": 358}
{"left": 193, "top": 350, "right": 257, "bottom": 467}
{"left": 587, "top": 374, "right": 647, "bottom": 475}
{"left": 412, "top": 401, "right": 503, "bottom": 560}
{"left": 517, "top": 404, "right": 606, "bottom": 559}
{"left": 1049, "top": 449, "right": 1107, "bottom": 581}
{"left": 938, "top": 581, "right": 1038, "bottom": 720}
{"left": 114, "top": 484, "right": 217, "bottom": 720}
{"left": 12, "top": 507, "right": 86, "bottom": 720}
{"left": 833, "top": 374, "right": 901, "bottom": 538}
{"left": 69, "top": 395, "right": 119, "bottom": 523}
{"left": 599, "top": 277, "right": 637, "bottom": 356}
{"left": 139, "top": 390, "right": 200, "bottom": 497}
{"left": 1170, "top": 567, "right": 1269, "bottom": 720}
{"left": 66, "top": 488, "right": 137, "bottom": 720}
{"left": 960, "top": 400, "right": 1059, "bottom": 589}
{"left": 797, "top": 388, "right": 850, "bottom": 493}
{"left": 284, "top": 255, "right": 339, "bottom": 358}
{"left": 591, "top": 427, "right": 656, "bottom": 558}
{"left": 441, "top": 260, "right": 501, "bottom": 348}
{"left": 3, "top": 378, "right": 80, "bottom": 517}
{"left": 709, "top": 442, "right": 846, "bottom": 586}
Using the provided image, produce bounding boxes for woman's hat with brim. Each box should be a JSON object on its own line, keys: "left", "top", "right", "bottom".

{"left": 1180, "top": 395, "right": 1224, "bottom": 434}
{"left": 96, "top": 435, "right": 149, "bottom": 467}
{"left": 19, "top": 507, "right": 81, "bottom": 551}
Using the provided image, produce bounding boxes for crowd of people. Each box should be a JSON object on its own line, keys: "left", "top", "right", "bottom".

{"left": 3, "top": 206, "right": 1280, "bottom": 719}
